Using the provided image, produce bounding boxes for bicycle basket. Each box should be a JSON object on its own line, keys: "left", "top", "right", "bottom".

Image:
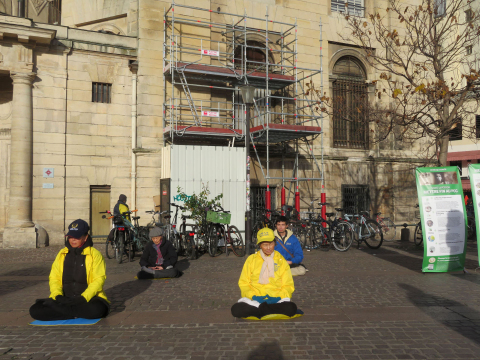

{"left": 206, "top": 211, "right": 231, "bottom": 224}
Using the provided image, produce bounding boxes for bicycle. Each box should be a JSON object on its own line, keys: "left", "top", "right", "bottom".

{"left": 343, "top": 211, "right": 383, "bottom": 249}
{"left": 326, "top": 208, "right": 355, "bottom": 252}
{"left": 303, "top": 203, "right": 332, "bottom": 251}
{"left": 369, "top": 212, "right": 396, "bottom": 242}
{"left": 170, "top": 202, "right": 197, "bottom": 260}
{"left": 102, "top": 210, "right": 137, "bottom": 264}
{"left": 206, "top": 205, "right": 244, "bottom": 257}
{"left": 251, "top": 207, "right": 281, "bottom": 241}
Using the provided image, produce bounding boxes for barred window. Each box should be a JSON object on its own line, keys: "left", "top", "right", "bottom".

{"left": 476, "top": 115, "right": 480, "bottom": 138}
{"left": 332, "top": 56, "right": 368, "bottom": 149}
{"left": 448, "top": 120, "right": 462, "bottom": 141}
{"left": 92, "top": 82, "right": 112, "bottom": 103}
{"left": 466, "top": 45, "right": 473, "bottom": 55}
{"left": 332, "top": 0, "right": 365, "bottom": 17}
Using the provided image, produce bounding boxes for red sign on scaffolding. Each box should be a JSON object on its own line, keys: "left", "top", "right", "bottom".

{"left": 202, "top": 110, "right": 219, "bottom": 117}
{"left": 201, "top": 49, "right": 219, "bottom": 56}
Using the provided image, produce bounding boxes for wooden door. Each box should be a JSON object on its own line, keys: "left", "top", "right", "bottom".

{"left": 90, "top": 186, "right": 111, "bottom": 243}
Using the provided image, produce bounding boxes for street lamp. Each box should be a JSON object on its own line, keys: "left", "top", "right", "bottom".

{"left": 240, "top": 84, "right": 256, "bottom": 256}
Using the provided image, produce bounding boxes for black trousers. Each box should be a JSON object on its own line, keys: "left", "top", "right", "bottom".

{"left": 29, "top": 297, "right": 109, "bottom": 321}
{"left": 231, "top": 301, "right": 297, "bottom": 319}
{"left": 137, "top": 268, "right": 180, "bottom": 279}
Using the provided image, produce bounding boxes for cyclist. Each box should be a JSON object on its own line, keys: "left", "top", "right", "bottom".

{"left": 231, "top": 227, "right": 297, "bottom": 319}
{"left": 29, "top": 219, "right": 110, "bottom": 321}
{"left": 107, "top": 194, "right": 130, "bottom": 243}
{"left": 274, "top": 216, "right": 306, "bottom": 276}
{"left": 137, "top": 227, "right": 181, "bottom": 279}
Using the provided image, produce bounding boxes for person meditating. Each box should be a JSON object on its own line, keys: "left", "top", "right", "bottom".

{"left": 29, "top": 219, "right": 110, "bottom": 321}
{"left": 231, "top": 227, "right": 297, "bottom": 319}
{"left": 137, "top": 227, "right": 181, "bottom": 279}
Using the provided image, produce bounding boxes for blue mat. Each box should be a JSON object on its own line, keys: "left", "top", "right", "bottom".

{"left": 30, "top": 318, "right": 101, "bottom": 326}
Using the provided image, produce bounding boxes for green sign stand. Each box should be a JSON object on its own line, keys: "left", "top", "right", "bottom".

{"left": 468, "top": 164, "right": 480, "bottom": 266}
{"left": 415, "top": 167, "right": 467, "bottom": 272}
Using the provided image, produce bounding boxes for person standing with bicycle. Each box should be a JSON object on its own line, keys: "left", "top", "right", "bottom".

{"left": 107, "top": 194, "right": 130, "bottom": 243}
{"left": 274, "top": 216, "right": 306, "bottom": 276}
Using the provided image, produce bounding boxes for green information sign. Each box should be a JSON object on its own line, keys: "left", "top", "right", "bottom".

{"left": 415, "top": 166, "right": 467, "bottom": 272}
{"left": 468, "top": 163, "right": 480, "bottom": 265}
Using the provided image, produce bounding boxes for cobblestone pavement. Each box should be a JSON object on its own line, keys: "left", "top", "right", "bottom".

{"left": 1, "top": 240, "right": 480, "bottom": 359}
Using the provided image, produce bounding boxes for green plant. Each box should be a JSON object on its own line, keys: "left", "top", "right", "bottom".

{"left": 176, "top": 184, "right": 223, "bottom": 224}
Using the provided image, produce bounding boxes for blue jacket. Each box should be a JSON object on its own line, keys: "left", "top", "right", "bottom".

{"left": 274, "top": 229, "right": 304, "bottom": 265}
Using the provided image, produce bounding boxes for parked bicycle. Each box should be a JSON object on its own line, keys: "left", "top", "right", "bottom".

{"left": 170, "top": 202, "right": 196, "bottom": 260}
{"left": 366, "top": 212, "right": 396, "bottom": 242}
{"left": 343, "top": 211, "right": 383, "bottom": 249}
{"left": 205, "top": 204, "right": 244, "bottom": 257}
{"left": 102, "top": 210, "right": 136, "bottom": 264}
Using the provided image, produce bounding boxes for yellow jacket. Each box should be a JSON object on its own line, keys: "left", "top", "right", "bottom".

{"left": 238, "top": 251, "right": 294, "bottom": 299}
{"left": 49, "top": 246, "right": 109, "bottom": 303}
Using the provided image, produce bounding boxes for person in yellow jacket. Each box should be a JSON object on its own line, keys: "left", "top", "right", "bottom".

{"left": 231, "top": 227, "right": 297, "bottom": 319}
{"left": 29, "top": 219, "right": 110, "bottom": 321}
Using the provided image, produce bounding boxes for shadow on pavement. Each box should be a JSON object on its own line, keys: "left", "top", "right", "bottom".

{"left": 361, "top": 246, "right": 422, "bottom": 272}
{"left": 2, "top": 266, "right": 51, "bottom": 276}
{"left": 176, "top": 258, "right": 190, "bottom": 272}
{"left": 399, "top": 283, "right": 480, "bottom": 345}
{"left": 105, "top": 280, "right": 152, "bottom": 313}
{"left": 246, "top": 340, "right": 285, "bottom": 360}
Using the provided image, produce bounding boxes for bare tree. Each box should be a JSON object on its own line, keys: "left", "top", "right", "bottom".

{"left": 314, "top": 0, "right": 480, "bottom": 165}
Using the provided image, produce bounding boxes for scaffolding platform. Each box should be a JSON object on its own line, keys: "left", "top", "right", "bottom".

{"left": 163, "top": 62, "right": 296, "bottom": 90}
{"left": 163, "top": 125, "right": 243, "bottom": 141}
{"left": 250, "top": 123, "right": 321, "bottom": 143}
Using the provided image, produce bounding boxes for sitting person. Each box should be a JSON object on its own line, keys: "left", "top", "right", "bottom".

{"left": 29, "top": 219, "right": 110, "bottom": 321}
{"left": 274, "top": 216, "right": 306, "bottom": 276}
{"left": 231, "top": 227, "right": 297, "bottom": 319}
{"left": 137, "top": 227, "right": 181, "bottom": 279}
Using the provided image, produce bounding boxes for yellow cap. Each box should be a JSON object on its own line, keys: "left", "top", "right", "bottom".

{"left": 256, "top": 227, "right": 275, "bottom": 244}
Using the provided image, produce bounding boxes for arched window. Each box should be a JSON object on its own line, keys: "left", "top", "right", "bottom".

{"left": 234, "top": 41, "right": 274, "bottom": 72}
{"left": 332, "top": 56, "right": 369, "bottom": 149}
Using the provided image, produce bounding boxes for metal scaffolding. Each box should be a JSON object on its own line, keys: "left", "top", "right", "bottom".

{"left": 163, "top": 0, "right": 325, "bottom": 210}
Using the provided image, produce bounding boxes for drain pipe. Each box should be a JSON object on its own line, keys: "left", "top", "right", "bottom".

{"left": 129, "top": 61, "right": 138, "bottom": 211}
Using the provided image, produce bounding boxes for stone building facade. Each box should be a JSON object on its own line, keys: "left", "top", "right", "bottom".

{"left": 0, "top": 0, "right": 427, "bottom": 247}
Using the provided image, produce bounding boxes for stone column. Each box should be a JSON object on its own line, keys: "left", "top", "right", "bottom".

{"left": 3, "top": 71, "right": 37, "bottom": 248}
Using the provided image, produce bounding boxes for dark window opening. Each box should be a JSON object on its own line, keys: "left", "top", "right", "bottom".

{"left": 331, "top": 0, "right": 365, "bottom": 17}
{"left": 448, "top": 120, "right": 462, "bottom": 141}
{"left": 342, "top": 185, "right": 370, "bottom": 215}
{"left": 333, "top": 56, "right": 369, "bottom": 149}
{"left": 251, "top": 186, "right": 277, "bottom": 227}
{"left": 92, "top": 82, "right": 112, "bottom": 103}
{"left": 476, "top": 115, "right": 480, "bottom": 138}
{"left": 466, "top": 9, "right": 473, "bottom": 21}
{"left": 466, "top": 46, "right": 473, "bottom": 55}
{"left": 234, "top": 41, "right": 275, "bottom": 73}
{"left": 449, "top": 161, "right": 462, "bottom": 176}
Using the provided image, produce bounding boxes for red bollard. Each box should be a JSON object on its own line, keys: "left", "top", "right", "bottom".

{"left": 321, "top": 192, "right": 326, "bottom": 228}
{"left": 281, "top": 187, "right": 286, "bottom": 215}
{"left": 295, "top": 192, "right": 300, "bottom": 220}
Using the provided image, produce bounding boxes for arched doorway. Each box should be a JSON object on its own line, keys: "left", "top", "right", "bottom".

{"left": 332, "top": 56, "right": 369, "bottom": 149}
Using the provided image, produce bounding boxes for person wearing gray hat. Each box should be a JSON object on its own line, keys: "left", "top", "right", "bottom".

{"left": 137, "top": 226, "right": 181, "bottom": 279}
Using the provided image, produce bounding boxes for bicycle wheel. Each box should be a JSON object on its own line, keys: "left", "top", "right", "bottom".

{"left": 208, "top": 225, "right": 222, "bottom": 257}
{"left": 173, "top": 233, "right": 183, "bottom": 254}
{"left": 414, "top": 222, "right": 423, "bottom": 246}
{"left": 298, "top": 226, "right": 308, "bottom": 250}
{"left": 362, "top": 219, "right": 383, "bottom": 249}
{"left": 228, "top": 225, "right": 245, "bottom": 257}
{"left": 183, "top": 234, "right": 197, "bottom": 260}
{"left": 105, "top": 238, "right": 114, "bottom": 259}
{"left": 136, "top": 226, "right": 150, "bottom": 252}
{"left": 380, "top": 217, "right": 396, "bottom": 242}
{"left": 125, "top": 233, "right": 134, "bottom": 262}
{"left": 304, "top": 226, "right": 320, "bottom": 250}
{"left": 115, "top": 232, "right": 125, "bottom": 264}
{"left": 318, "top": 226, "right": 332, "bottom": 251}
{"left": 332, "top": 221, "right": 354, "bottom": 252}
